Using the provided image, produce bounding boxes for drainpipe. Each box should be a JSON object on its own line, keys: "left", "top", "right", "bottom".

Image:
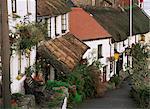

{"left": 109, "top": 38, "right": 112, "bottom": 78}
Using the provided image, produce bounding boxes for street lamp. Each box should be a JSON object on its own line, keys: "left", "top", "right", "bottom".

{"left": 114, "top": 52, "right": 119, "bottom": 61}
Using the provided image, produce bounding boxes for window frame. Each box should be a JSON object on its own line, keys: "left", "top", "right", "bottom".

{"left": 61, "top": 14, "right": 67, "bottom": 33}
{"left": 12, "top": 0, "right": 17, "bottom": 13}
{"left": 55, "top": 16, "right": 59, "bottom": 36}
{"left": 98, "top": 44, "right": 103, "bottom": 59}
{"left": 45, "top": 18, "right": 51, "bottom": 38}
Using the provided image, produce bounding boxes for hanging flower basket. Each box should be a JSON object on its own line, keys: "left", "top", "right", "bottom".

{"left": 16, "top": 74, "right": 24, "bottom": 80}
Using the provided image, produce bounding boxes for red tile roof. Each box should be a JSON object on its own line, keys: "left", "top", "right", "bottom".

{"left": 69, "top": 8, "right": 111, "bottom": 41}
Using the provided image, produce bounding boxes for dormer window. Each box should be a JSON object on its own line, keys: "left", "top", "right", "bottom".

{"left": 12, "top": 0, "right": 17, "bottom": 13}
{"left": 61, "top": 14, "right": 67, "bottom": 33}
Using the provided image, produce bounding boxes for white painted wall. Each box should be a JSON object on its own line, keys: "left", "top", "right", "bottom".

{"left": 38, "top": 13, "right": 69, "bottom": 39}
{"left": 10, "top": 47, "right": 36, "bottom": 94}
{"left": 8, "top": 0, "right": 36, "bottom": 32}
{"left": 7, "top": 0, "right": 36, "bottom": 94}
{"left": 83, "top": 38, "right": 114, "bottom": 81}
{"left": 56, "top": 15, "right": 62, "bottom": 36}
{"left": 51, "top": 17, "right": 55, "bottom": 39}
{"left": 144, "top": 32, "right": 150, "bottom": 44}
{"left": 66, "top": 13, "right": 69, "bottom": 33}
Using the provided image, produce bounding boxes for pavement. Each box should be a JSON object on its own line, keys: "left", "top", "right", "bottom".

{"left": 74, "top": 80, "right": 138, "bottom": 109}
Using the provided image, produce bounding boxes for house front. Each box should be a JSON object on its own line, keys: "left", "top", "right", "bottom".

{"left": 7, "top": 0, "right": 37, "bottom": 94}
{"left": 36, "top": 0, "right": 89, "bottom": 81}
{"left": 69, "top": 7, "right": 114, "bottom": 81}
{"left": 86, "top": 5, "right": 149, "bottom": 74}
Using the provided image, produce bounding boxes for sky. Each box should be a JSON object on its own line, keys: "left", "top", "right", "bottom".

{"left": 143, "top": 0, "right": 150, "bottom": 17}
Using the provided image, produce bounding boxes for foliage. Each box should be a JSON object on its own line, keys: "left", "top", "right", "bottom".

{"left": 73, "top": 92, "right": 82, "bottom": 103}
{"left": 11, "top": 93, "right": 23, "bottom": 100}
{"left": 130, "top": 44, "right": 150, "bottom": 108}
{"left": 10, "top": 22, "right": 46, "bottom": 54}
{"left": 46, "top": 80, "right": 69, "bottom": 90}
{"left": 66, "top": 65, "right": 96, "bottom": 100}
{"left": 56, "top": 64, "right": 101, "bottom": 109}
{"left": 91, "top": 60, "right": 103, "bottom": 69}
{"left": 109, "top": 75, "right": 121, "bottom": 87}
{"left": 25, "top": 66, "right": 35, "bottom": 77}
{"left": 16, "top": 23, "right": 46, "bottom": 52}
{"left": 45, "top": 81, "right": 69, "bottom": 108}
{"left": 56, "top": 63, "right": 104, "bottom": 108}
{"left": 48, "top": 93, "right": 64, "bottom": 108}
{"left": 106, "top": 82, "right": 116, "bottom": 90}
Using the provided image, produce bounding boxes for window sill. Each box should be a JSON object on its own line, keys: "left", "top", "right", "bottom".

{"left": 98, "top": 56, "right": 104, "bottom": 59}
{"left": 55, "top": 34, "right": 59, "bottom": 36}
{"left": 62, "top": 30, "right": 67, "bottom": 33}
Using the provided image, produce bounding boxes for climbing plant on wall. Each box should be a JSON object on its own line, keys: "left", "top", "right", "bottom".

{"left": 10, "top": 22, "right": 47, "bottom": 74}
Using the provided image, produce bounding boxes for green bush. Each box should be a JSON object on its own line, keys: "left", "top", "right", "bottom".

{"left": 130, "top": 44, "right": 150, "bottom": 109}
{"left": 65, "top": 65, "right": 96, "bottom": 100}
{"left": 109, "top": 75, "right": 121, "bottom": 87}
{"left": 48, "top": 94, "right": 64, "bottom": 108}
{"left": 130, "top": 87, "right": 150, "bottom": 108}
{"left": 11, "top": 93, "right": 23, "bottom": 100}
{"left": 46, "top": 80, "right": 69, "bottom": 90}
{"left": 73, "top": 92, "right": 82, "bottom": 103}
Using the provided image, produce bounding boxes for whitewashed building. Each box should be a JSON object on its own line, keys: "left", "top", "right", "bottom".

{"left": 69, "top": 8, "right": 114, "bottom": 81}
{"left": 87, "top": 6, "right": 149, "bottom": 75}
{"left": 36, "top": 1, "right": 89, "bottom": 109}
{"left": 7, "top": 0, "right": 36, "bottom": 94}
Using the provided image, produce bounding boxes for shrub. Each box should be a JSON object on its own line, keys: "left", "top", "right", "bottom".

{"left": 109, "top": 75, "right": 121, "bottom": 87}
{"left": 130, "top": 44, "right": 150, "bottom": 109}
{"left": 64, "top": 64, "right": 96, "bottom": 100}
{"left": 46, "top": 80, "right": 69, "bottom": 90}
{"left": 11, "top": 93, "right": 23, "bottom": 101}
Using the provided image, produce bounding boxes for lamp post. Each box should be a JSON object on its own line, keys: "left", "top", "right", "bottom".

{"left": 0, "top": 0, "right": 11, "bottom": 108}
{"left": 114, "top": 50, "right": 119, "bottom": 75}
{"left": 127, "top": 0, "right": 133, "bottom": 72}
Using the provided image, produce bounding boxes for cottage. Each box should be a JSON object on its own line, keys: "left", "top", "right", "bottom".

{"left": 86, "top": 6, "right": 149, "bottom": 73}
{"left": 36, "top": 0, "right": 89, "bottom": 81}
{"left": 69, "top": 7, "right": 114, "bottom": 81}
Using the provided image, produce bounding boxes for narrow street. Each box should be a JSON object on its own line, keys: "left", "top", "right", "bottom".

{"left": 75, "top": 79, "right": 137, "bottom": 109}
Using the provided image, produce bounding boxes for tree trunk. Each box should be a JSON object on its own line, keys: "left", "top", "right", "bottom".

{"left": 0, "top": 0, "right": 11, "bottom": 108}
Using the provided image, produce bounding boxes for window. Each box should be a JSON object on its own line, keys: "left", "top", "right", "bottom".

{"left": 26, "top": 0, "right": 29, "bottom": 14}
{"left": 103, "top": 66, "right": 107, "bottom": 82}
{"left": 123, "top": 41, "right": 125, "bottom": 47}
{"left": 12, "top": 0, "right": 17, "bottom": 13}
{"left": 114, "top": 42, "right": 117, "bottom": 50}
{"left": 45, "top": 18, "right": 51, "bottom": 38}
{"left": 55, "top": 17, "right": 59, "bottom": 36}
{"left": 98, "top": 44, "right": 103, "bottom": 58}
{"left": 61, "top": 14, "right": 67, "bottom": 33}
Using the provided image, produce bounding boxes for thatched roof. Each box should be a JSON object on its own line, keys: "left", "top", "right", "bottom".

{"left": 38, "top": 33, "right": 89, "bottom": 73}
{"left": 64, "top": 0, "right": 76, "bottom": 7}
{"left": 37, "top": 0, "right": 71, "bottom": 17}
{"left": 85, "top": 6, "right": 150, "bottom": 42}
{"left": 128, "top": 7, "right": 150, "bottom": 35}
